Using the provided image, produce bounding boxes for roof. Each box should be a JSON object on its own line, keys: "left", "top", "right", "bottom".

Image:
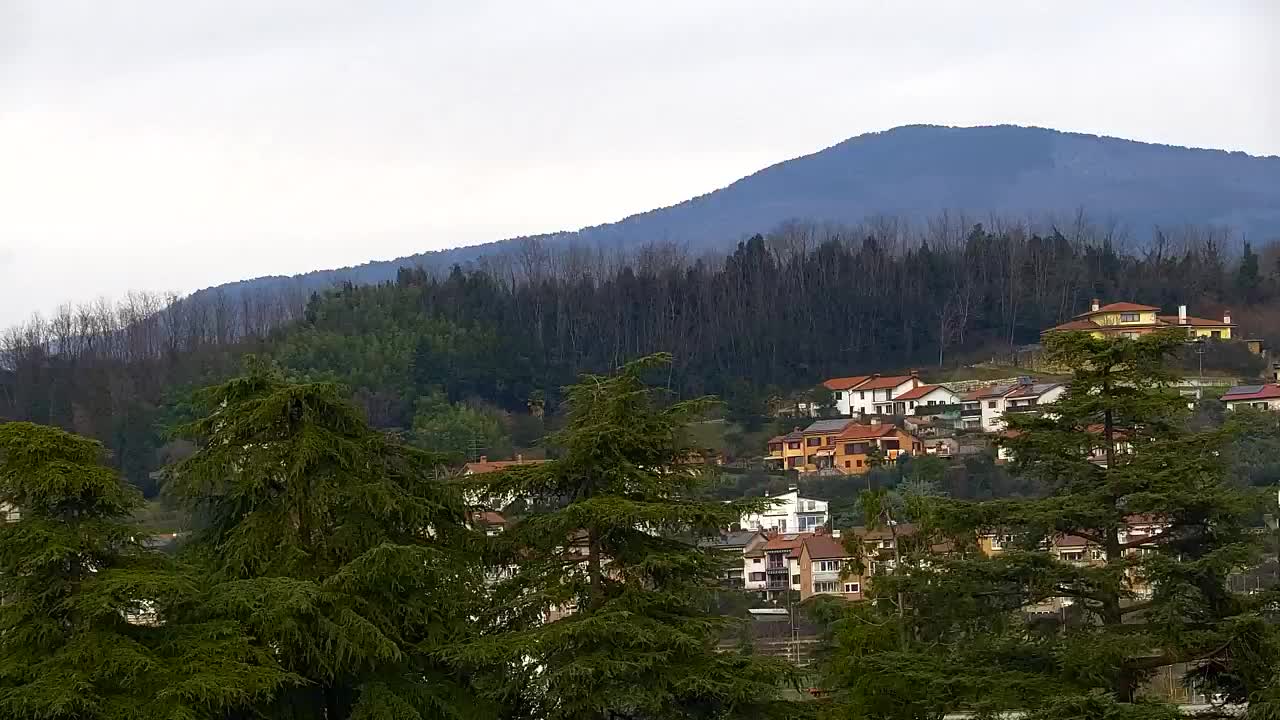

{"left": 1157, "top": 315, "right": 1234, "bottom": 327}
{"left": 700, "top": 530, "right": 763, "bottom": 549}
{"left": 1005, "top": 383, "right": 1060, "bottom": 399}
{"left": 464, "top": 457, "right": 549, "bottom": 474}
{"left": 801, "top": 534, "right": 851, "bottom": 560}
{"left": 851, "top": 524, "right": 918, "bottom": 541}
{"left": 962, "top": 384, "right": 1013, "bottom": 401}
{"left": 857, "top": 375, "right": 917, "bottom": 391}
{"left": 1052, "top": 534, "right": 1092, "bottom": 549}
{"left": 469, "top": 511, "right": 507, "bottom": 526}
{"left": 767, "top": 430, "right": 805, "bottom": 443}
{"left": 1075, "top": 302, "right": 1159, "bottom": 317}
{"left": 837, "top": 423, "right": 902, "bottom": 441}
{"left": 1045, "top": 319, "right": 1102, "bottom": 333}
{"left": 1222, "top": 384, "right": 1280, "bottom": 402}
{"left": 823, "top": 375, "right": 872, "bottom": 390}
{"left": 803, "top": 419, "right": 855, "bottom": 434}
{"left": 761, "top": 533, "right": 810, "bottom": 557}
{"left": 894, "top": 384, "right": 951, "bottom": 401}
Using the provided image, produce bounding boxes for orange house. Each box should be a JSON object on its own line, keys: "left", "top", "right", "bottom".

{"left": 798, "top": 533, "right": 863, "bottom": 601}
{"left": 831, "top": 421, "right": 923, "bottom": 474}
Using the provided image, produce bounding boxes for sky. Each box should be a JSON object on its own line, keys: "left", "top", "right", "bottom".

{"left": 2, "top": 0, "right": 1277, "bottom": 328}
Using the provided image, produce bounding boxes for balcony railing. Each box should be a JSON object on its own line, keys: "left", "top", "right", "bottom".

{"left": 960, "top": 408, "right": 982, "bottom": 417}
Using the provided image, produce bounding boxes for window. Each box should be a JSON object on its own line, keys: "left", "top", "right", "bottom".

{"left": 844, "top": 460, "right": 851, "bottom": 468}
{"left": 787, "top": 441, "right": 801, "bottom": 450}
{"left": 843, "top": 582, "right": 861, "bottom": 593}
{"left": 799, "top": 515, "right": 822, "bottom": 531}
{"left": 778, "top": 520, "right": 787, "bottom": 532}
{"left": 1090, "top": 549, "right": 1105, "bottom": 561}
{"left": 1122, "top": 332, "right": 1139, "bottom": 340}
{"left": 1211, "top": 330, "right": 1222, "bottom": 339}
{"left": 834, "top": 391, "right": 843, "bottom": 399}
{"left": 989, "top": 417, "right": 1001, "bottom": 427}
{"left": 813, "top": 581, "right": 839, "bottom": 593}
{"left": 880, "top": 539, "right": 893, "bottom": 549}
{"left": 845, "top": 442, "right": 868, "bottom": 455}
{"left": 987, "top": 400, "right": 997, "bottom": 409}
{"left": 1060, "top": 551, "right": 1084, "bottom": 562}
{"left": 817, "top": 560, "right": 842, "bottom": 572}
{"left": 749, "top": 572, "right": 766, "bottom": 582}
{"left": 882, "top": 439, "right": 899, "bottom": 450}
{"left": 807, "top": 437, "right": 821, "bottom": 447}
{"left": 753, "top": 558, "right": 761, "bottom": 564}
{"left": 1120, "top": 312, "right": 1139, "bottom": 322}
{"left": 912, "top": 442, "right": 921, "bottom": 452}
{"left": 806, "top": 454, "right": 818, "bottom": 465}
{"left": 792, "top": 574, "right": 800, "bottom": 586}
{"left": 990, "top": 534, "right": 1014, "bottom": 550}
{"left": 855, "top": 460, "right": 863, "bottom": 468}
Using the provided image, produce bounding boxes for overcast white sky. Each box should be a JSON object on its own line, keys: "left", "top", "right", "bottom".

{"left": 1, "top": 0, "right": 1277, "bottom": 327}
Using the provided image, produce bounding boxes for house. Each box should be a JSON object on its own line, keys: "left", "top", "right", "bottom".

{"left": 765, "top": 429, "right": 809, "bottom": 471}
{"left": 1222, "top": 384, "right": 1280, "bottom": 411}
{"left": 745, "top": 532, "right": 809, "bottom": 599}
{"left": 798, "top": 533, "right": 863, "bottom": 601}
{"left": 891, "top": 384, "right": 960, "bottom": 415}
{"left": 960, "top": 379, "right": 1064, "bottom": 432}
{"left": 823, "top": 373, "right": 925, "bottom": 417}
{"left": 1044, "top": 299, "right": 1234, "bottom": 341}
{"left": 700, "top": 530, "right": 767, "bottom": 589}
{"left": 1, "top": 503, "right": 17, "bottom": 523}
{"left": 823, "top": 376, "right": 873, "bottom": 416}
{"left": 831, "top": 421, "right": 922, "bottom": 474}
{"left": 740, "top": 489, "right": 830, "bottom": 533}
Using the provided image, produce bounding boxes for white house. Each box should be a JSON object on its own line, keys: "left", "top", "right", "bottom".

{"left": 961, "top": 379, "right": 1064, "bottom": 432}
{"left": 890, "top": 384, "right": 960, "bottom": 415}
{"left": 740, "top": 489, "right": 829, "bottom": 534}
{"left": 824, "top": 373, "right": 924, "bottom": 417}
{"left": 1222, "top": 384, "right": 1280, "bottom": 411}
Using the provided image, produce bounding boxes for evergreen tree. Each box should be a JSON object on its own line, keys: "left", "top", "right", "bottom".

{"left": 165, "top": 361, "right": 485, "bottom": 720}
{"left": 820, "top": 331, "right": 1279, "bottom": 718}
{"left": 1237, "top": 242, "right": 1262, "bottom": 304}
{"left": 0, "top": 422, "right": 286, "bottom": 719}
{"left": 460, "top": 354, "right": 799, "bottom": 720}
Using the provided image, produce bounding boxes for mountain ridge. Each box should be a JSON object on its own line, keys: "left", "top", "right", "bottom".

{"left": 193, "top": 124, "right": 1280, "bottom": 300}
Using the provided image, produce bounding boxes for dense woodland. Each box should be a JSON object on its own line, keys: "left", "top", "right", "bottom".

{"left": 2, "top": 215, "right": 1278, "bottom": 493}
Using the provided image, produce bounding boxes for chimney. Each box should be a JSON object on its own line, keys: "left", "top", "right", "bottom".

{"left": 909, "top": 369, "right": 919, "bottom": 379}
{"left": 870, "top": 416, "right": 881, "bottom": 425}
{"left": 1091, "top": 298, "right": 1101, "bottom": 312}
{"left": 478, "top": 455, "right": 488, "bottom": 464}
{"left": 516, "top": 453, "right": 523, "bottom": 463}
{"left": 1224, "top": 310, "right": 1232, "bottom": 325}
{"left": 1178, "top": 305, "right": 1187, "bottom": 325}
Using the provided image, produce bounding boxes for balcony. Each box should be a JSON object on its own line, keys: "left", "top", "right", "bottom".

{"left": 1004, "top": 404, "right": 1038, "bottom": 414}
{"left": 960, "top": 407, "right": 982, "bottom": 418}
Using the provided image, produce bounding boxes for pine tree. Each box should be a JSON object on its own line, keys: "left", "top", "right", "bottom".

{"left": 165, "top": 360, "right": 485, "bottom": 720}
{"left": 0, "top": 422, "right": 287, "bottom": 719}
{"left": 460, "top": 354, "right": 799, "bottom": 720}
{"left": 820, "top": 331, "right": 1279, "bottom": 718}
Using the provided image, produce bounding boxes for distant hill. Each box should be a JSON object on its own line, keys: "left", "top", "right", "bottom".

{"left": 196, "top": 124, "right": 1280, "bottom": 300}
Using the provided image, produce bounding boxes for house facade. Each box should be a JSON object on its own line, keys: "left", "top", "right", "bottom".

{"left": 1222, "top": 384, "right": 1280, "bottom": 411}
{"left": 745, "top": 532, "right": 808, "bottom": 599}
{"left": 1044, "top": 299, "right": 1234, "bottom": 340}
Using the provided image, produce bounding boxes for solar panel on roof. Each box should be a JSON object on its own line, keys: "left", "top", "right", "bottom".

{"left": 1232, "top": 385, "right": 1265, "bottom": 395}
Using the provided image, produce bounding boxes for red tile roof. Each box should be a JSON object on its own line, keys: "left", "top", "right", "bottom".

{"left": 1075, "top": 302, "right": 1159, "bottom": 317}
{"left": 894, "top": 384, "right": 949, "bottom": 401}
{"left": 801, "top": 534, "right": 851, "bottom": 560}
{"left": 464, "top": 457, "right": 549, "bottom": 474}
{"left": 762, "top": 533, "right": 811, "bottom": 557}
{"left": 836, "top": 423, "right": 902, "bottom": 441}
{"left": 823, "top": 375, "right": 872, "bottom": 390}
{"left": 1046, "top": 319, "right": 1103, "bottom": 332}
{"left": 857, "top": 375, "right": 917, "bottom": 391}
{"left": 1222, "top": 384, "right": 1280, "bottom": 402}
{"left": 469, "top": 511, "right": 507, "bottom": 526}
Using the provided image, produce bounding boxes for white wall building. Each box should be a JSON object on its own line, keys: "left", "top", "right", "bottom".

{"left": 825, "top": 374, "right": 925, "bottom": 417}
{"left": 890, "top": 384, "right": 961, "bottom": 415}
{"left": 1222, "top": 384, "right": 1280, "bottom": 411}
{"left": 961, "top": 380, "right": 1064, "bottom": 432}
{"left": 740, "top": 489, "right": 829, "bottom": 533}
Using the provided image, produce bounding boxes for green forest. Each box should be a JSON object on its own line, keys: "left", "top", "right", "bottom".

{"left": 1, "top": 219, "right": 1276, "bottom": 496}
{"left": 4, "top": 335, "right": 1280, "bottom": 719}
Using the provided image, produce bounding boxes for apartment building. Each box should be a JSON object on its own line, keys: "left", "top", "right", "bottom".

{"left": 740, "top": 489, "right": 829, "bottom": 533}
{"left": 766, "top": 419, "right": 922, "bottom": 474}
{"left": 824, "top": 373, "right": 924, "bottom": 417}
{"left": 889, "top": 384, "right": 961, "bottom": 415}
{"left": 744, "top": 532, "right": 808, "bottom": 600}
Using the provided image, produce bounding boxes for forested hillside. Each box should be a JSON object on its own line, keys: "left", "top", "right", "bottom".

{"left": 188, "top": 124, "right": 1280, "bottom": 302}
{"left": 2, "top": 217, "right": 1277, "bottom": 493}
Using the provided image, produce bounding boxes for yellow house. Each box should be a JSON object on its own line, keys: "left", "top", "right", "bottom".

{"left": 1044, "top": 300, "right": 1233, "bottom": 340}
